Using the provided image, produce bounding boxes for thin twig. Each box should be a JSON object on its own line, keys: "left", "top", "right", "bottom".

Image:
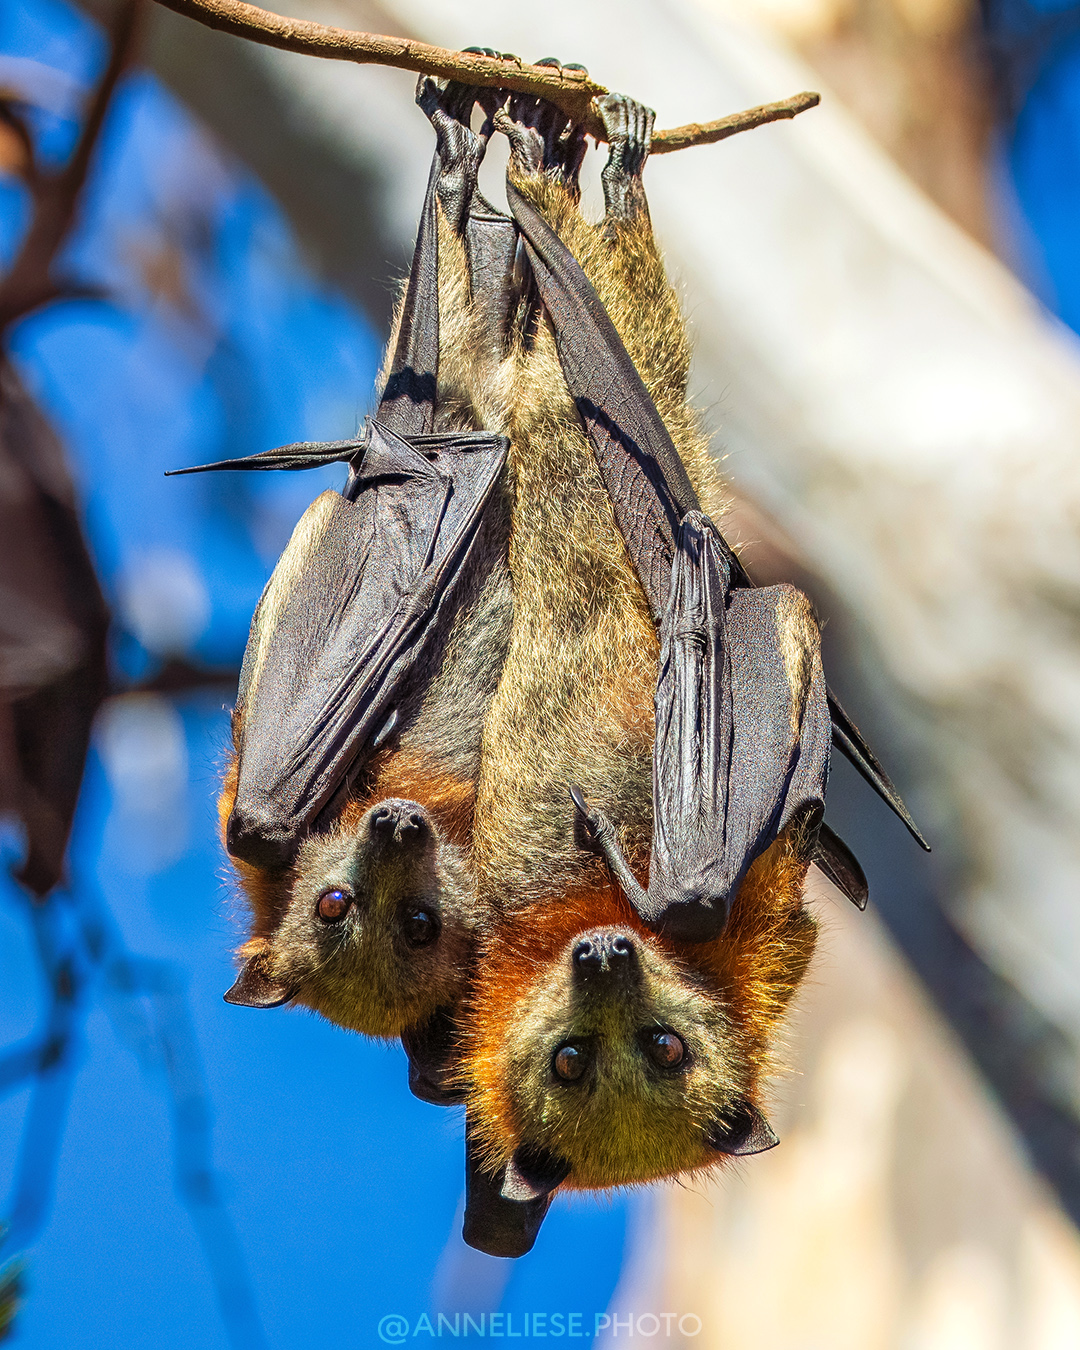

{"left": 151, "top": 0, "right": 819, "bottom": 151}
{"left": 652, "top": 91, "right": 821, "bottom": 153}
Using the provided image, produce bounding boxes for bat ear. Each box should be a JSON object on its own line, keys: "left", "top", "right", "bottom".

{"left": 400, "top": 1008, "right": 466, "bottom": 1106}
{"left": 223, "top": 955, "right": 296, "bottom": 1008}
{"left": 705, "top": 1099, "right": 779, "bottom": 1157}
{"left": 501, "top": 1144, "right": 571, "bottom": 1202}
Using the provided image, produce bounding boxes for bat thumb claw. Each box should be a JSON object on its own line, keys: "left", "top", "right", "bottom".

{"left": 569, "top": 784, "right": 612, "bottom": 856}
{"left": 568, "top": 783, "right": 589, "bottom": 817}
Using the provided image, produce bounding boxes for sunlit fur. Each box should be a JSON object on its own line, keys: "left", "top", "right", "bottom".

{"left": 463, "top": 827, "right": 816, "bottom": 1188}
{"left": 462, "top": 163, "right": 819, "bottom": 1190}
{"left": 471, "top": 166, "right": 722, "bottom": 906}
{"left": 220, "top": 202, "right": 512, "bottom": 1037}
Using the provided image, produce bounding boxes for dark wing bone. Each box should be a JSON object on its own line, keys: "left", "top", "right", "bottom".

{"left": 376, "top": 156, "right": 440, "bottom": 438}
{"left": 828, "top": 689, "right": 929, "bottom": 850}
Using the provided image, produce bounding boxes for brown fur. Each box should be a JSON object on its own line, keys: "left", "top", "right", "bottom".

{"left": 471, "top": 169, "right": 722, "bottom": 912}
{"left": 463, "top": 830, "right": 816, "bottom": 1189}
{"left": 218, "top": 125, "right": 822, "bottom": 1172}
{"left": 237, "top": 796, "right": 479, "bottom": 1038}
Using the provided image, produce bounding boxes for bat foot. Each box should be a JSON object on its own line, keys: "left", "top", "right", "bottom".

{"left": 459, "top": 48, "right": 522, "bottom": 125}
{"left": 495, "top": 66, "right": 587, "bottom": 195}
{"left": 417, "top": 58, "right": 518, "bottom": 230}
{"left": 597, "top": 93, "right": 654, "bottom": 225}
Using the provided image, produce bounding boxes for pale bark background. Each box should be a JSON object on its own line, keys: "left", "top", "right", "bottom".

{"left": 137, "top": 0, "right": 1080, "bottom": 1337}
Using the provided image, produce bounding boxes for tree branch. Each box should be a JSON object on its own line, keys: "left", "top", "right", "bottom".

{"left": 0, "top": 0, "right": 143, "bottom": 332}
{"left": 150, "top": 0, "right": 819, "bottom": 152}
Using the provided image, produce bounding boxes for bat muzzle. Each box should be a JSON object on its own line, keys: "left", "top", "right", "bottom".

{"left": 571, "top": 931, "right": 638, "bottom": 987}
{"left": 368, "top": 797, "right": 432, "bottom": 848}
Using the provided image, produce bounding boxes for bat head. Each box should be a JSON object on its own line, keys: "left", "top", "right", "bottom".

{"left": 464, "top": 831, "right": 816, "bottom": 1192}
{"left": 224, "top": 796, "right": 480, "bottom": 1038}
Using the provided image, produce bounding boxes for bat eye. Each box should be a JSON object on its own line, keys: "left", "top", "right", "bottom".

{"left": 403, "top": 908, "right": 440, "bottom": 948}
{"left": 645, "top": 1030, "right": 686, "bottom": 1070}
{"left": 316, "top": 889, "right": 352, "bottom": 923}
{"left": 553, "top": 1043, "right": 589, "bottom": 1082}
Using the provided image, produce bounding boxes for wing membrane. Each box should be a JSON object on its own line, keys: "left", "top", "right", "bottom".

{"left": 643, "top": 516, "right": 831, "bottom": 939}
{"left": 227, "top": 420, "right": 507, "bottom": 867}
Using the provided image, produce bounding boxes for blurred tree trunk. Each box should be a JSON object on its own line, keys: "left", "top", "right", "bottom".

{"left": 647, "top": 890, "right": 1080, "bottom": 1350}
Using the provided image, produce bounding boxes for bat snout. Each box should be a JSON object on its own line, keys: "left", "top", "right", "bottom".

{"left": 368, "top": 798, "right": 431, "bottom": 848}
{"left": 572, "top": 931, "right": 637, "bottom": 986}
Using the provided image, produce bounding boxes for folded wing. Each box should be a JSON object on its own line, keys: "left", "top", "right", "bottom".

{"left": 227, "top": 420, "right": 506, "bottom": 867}
{"left": 174, "top": 139, "right": 511, "bottom": 869}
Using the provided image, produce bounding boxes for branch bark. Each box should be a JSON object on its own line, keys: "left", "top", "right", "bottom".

{"left": 150, "top": 0, "right": 819, "bottom": 152}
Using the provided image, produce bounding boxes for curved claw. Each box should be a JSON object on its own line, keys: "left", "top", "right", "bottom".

{"left": 460, "top": 47, "right": 516, "bottom": 126}
{"left": 494, "top": 74, "right": 587, "bottom": 194}
{"left": 568, "top": 783, "right": 610, "bottom": 847}
{"left": 567, "top": 785, "right": 649, "bottom": 909}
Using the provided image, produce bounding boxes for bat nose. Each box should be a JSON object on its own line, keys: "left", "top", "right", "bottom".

{"left": 610, "top": 934, "right": 634, "bottom": 966}
{"left": 572, "top": 931, "right": 637, "bottom": 984}
{"left": 572, "top": 938, "right": 602, "bottom": 973}
{"left": 370, "top": 798, "right": 430, "bottom": 846}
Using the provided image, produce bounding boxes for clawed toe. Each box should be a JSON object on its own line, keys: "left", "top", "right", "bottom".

{"left": 598, "top": 93, "right": 654, "bottom": 223}
{"left": 534, "top": 56, "right": 589, "bottom": 79}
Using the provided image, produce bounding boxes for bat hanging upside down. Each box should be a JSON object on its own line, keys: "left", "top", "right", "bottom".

{"left": 171, "top": 66, "right": 927, "bottom": 1257}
